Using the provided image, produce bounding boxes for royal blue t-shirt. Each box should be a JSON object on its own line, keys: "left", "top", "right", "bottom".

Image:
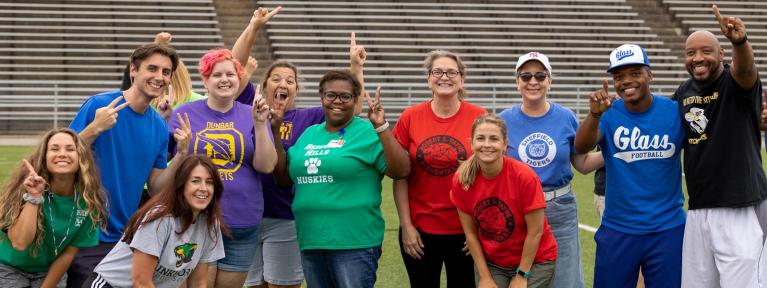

{"left": 598, "top": 95, "right": 686, "bottom": 235}
{"left": 69, "top": 91, "right": 168, "bottom": 242}
{"left": 500, "top": 103, "right": 577, "bottom": 189}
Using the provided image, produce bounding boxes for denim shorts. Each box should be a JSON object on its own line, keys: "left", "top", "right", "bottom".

{"left": 215, "top": 225, "right": 261, "bottom": 272}
{"left": 301, "top": 246, "right": 382, "bottom": 288}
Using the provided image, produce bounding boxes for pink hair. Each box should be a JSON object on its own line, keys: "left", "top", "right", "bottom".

{"left": 198, "top": 48, "right": 243, "bottom": 81}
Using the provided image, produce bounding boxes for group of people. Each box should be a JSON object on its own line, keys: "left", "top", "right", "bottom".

{"left": 0, "top": 4, "right": 765, "bottom": 288}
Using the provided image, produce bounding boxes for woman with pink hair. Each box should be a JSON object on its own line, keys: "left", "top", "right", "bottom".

{"left": 167, "top": 48, "right": 276, "bottom": 288}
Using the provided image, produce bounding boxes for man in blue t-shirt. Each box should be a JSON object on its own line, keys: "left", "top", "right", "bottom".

{"left": 574, "top": 44, "right": 686, "bottom": 288}
{"left": 66, "top": 44, "right": 190, "bottom": 287}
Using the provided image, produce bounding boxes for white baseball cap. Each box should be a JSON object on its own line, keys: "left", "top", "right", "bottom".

{"left": 516, "top": 51, "right": 552, "bottom": 73}
{"left": 607, "top": 44, "right": 650, "bottom": 73}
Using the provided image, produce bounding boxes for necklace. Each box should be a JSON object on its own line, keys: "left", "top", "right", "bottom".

{"left": 45, "top": 186, "right": 78, "bottom": 256}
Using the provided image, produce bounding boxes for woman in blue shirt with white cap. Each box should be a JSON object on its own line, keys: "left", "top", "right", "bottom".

{"left": 499, "top": 51, "right": 603, "bottom": 288}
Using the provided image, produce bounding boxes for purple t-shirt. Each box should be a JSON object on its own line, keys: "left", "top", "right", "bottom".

{"left": 263, "top": 106, "right": 325, "bottom": 219}
{"left": 169, "top": 99, "right": 266, "bottom": 228}
{"left": 235, "top": 82, "right": 255, "bottom": 106}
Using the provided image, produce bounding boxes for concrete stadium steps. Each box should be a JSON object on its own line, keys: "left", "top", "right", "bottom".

{"left": 662, "top": 0, "right": 767, "bottom": 84}
{"left": 256, "top": 0, "right": 687, "bottom": 119}
{"left": 0, "top": 0, "right": 223, "bottom": 132}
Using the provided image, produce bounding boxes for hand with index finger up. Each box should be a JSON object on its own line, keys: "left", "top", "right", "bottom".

{"left": 251, "top": 6, "right": 282, "bottom": 28}
{"left": 350, "top": 32, "right": 367, "bottom": 67}
{"left": 22, "top": 159, "right": 46, "bottom": 197}
{"left": 252, "top": 85, "right": 271, "bottom": 124}
{"left": 92, "top": 96, "right": 131, "bottom": 134}
{"left": 712, "top": 4, "right": 747, "bottom": 44}
{"left": 589, "top": 79, "right": 614, "bottom": 117}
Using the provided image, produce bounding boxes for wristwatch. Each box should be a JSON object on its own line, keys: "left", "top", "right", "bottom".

{"left": 516, "top": 267, "right": 532, "bottom": 279}
{"left": 23, "top": 193, "right": 44, "bottom": 205}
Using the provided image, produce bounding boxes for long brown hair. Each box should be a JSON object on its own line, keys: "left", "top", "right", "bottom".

{"left": 121, "top": 155, "right": 228, "bottom": 244}
{"left": 0, "top": 128, "right": 106, "bottom": 255}
{"left": 456, "top": 114, "right": 508, "bottom": 190}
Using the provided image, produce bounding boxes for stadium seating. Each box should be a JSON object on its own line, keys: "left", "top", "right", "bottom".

{"left": 0, "top": 0, "right": 223, "bottom": 132}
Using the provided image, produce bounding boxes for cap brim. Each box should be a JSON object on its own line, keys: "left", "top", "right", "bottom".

{"left": 607, "top": 63, "right": 650, "bottom": 73}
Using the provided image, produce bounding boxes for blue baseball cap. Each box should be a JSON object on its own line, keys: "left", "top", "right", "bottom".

{"left": 607, "top": 44, "right": 650, "bottom": 73}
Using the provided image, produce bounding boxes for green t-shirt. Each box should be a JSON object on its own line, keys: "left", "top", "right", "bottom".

{"left": 0, "top": 192, "right": 98, "bottom": 272}
{"left": 288, "top": 117, "right": 387, "bottom": 250}
{"left": 175, "top": 91, "right": 206, "bottom": 108}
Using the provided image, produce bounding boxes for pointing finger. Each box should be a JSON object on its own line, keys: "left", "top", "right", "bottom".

{"left": 267, "top": 6, "right": 282, "bottom": 18}
{"left": 23, "top": 159, "right": 37, "bottom": 176}
{"left": 253, "top": 84, "right": 261, "bottom": 107}
{"left": 351, "top": 32, "right": 357, "bottom": 48}
{"left": 602, "top": 78, "right": 609, "bottom": 93}
{"left": 712, "top": 5, "right": 722, "bottom": 23}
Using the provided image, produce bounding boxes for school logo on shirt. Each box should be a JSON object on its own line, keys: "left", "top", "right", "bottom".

{"left": 416, "top": 135, "right": 468, "bottom": 176}
{"left": 611, "top": 126, "right": 675, "bottom": 163}
{"left": 518, "top": 133, "right": 557, "bottom": 167}
{"left": 295, "top": 157, "right": 334, "bottom": 184}
{"left": 279, "top": 121, "right": 294, "bottom": 141}
{"left": 684, "top": 107, "right": 708, "bottom": 134}
{"left": 195, "top": 122, "right": 245, "bottom": 181}
{"left": 173, "top": 243, "right": 197, "bottom": 268}
{"left": 473, "top": 197, "right": 514, "bottom": 242}
{"left": 305, "top": 157, "right": 321, "bottom": 174}
{"left": 74, "top": 209, "right": 88, "bottom": 227}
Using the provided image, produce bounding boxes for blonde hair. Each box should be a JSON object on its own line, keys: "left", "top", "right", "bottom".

{"left": 456, "top": 114, "right": 508, "bottom": 190}
{"left": 152, "top": 60, "right": 192, "bottom": 108}
{"left": 423, "top": 50, "right": 467, "bottom": 99}
{"left": 0, "top": 128, "right": 106, "bottom": 255}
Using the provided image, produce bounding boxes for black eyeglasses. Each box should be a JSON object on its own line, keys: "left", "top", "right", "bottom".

{"left": 322, "top": 92, "right": 355, "bottom": 103}
{"left": 430, "top": 69, "right": 461, "bottom": 79}
{"left": 518, "top": 72, "right": 548, "bottom": 82}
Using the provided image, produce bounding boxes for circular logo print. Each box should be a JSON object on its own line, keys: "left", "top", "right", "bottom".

{"left": 415, "top": 135, "right": 468, "bottom": 176}
{"left": 473, "top": 197, "right": 514, "bottom": 242}
{"left": 517, "top": 132, "right": 556, "bottom": 168}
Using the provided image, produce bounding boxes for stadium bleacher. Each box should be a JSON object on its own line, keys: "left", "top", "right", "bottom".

{"left": 2, "top": 0, "right": 766, "bottom": 133}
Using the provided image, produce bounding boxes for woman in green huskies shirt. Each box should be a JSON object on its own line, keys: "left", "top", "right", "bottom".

{"left": 273, "top": 70, "right": 410, "bottom": 288}
{"left": 0, "top": 128, "right": 105, "bottom": 288}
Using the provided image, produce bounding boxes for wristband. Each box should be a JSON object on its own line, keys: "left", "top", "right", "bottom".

{"left": 591, "top": 112, "right": 602, "bottom": 119}
{"left": 374, "top": 121, "right": 389, "bottom": 133}
{"left": 732, "top": 35, "right": 748, "bottom": 46}
{"left": 23, "top": 193, "right": 44, "bottom": 205}
{"left": 515, "top": 267, "right": 533, "bottom": 279}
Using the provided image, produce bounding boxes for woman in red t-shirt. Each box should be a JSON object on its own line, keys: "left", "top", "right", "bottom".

{"left": 392, "top": 50, "right": 487, "bottom": 287}
{"left": 451, "top": 114, "right": 558, "bottom": 288}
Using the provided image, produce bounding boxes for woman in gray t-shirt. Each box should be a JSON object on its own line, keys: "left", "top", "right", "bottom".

{"left": 86, "top": 155, "right": 227, "bottom": 288}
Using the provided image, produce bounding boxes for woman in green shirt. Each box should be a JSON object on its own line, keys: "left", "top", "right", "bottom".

{"left": 0, "top": 128, "right": 105, "bottom": 288}
{"left": 273, "top": 70, "right": 409, "bottom": 288}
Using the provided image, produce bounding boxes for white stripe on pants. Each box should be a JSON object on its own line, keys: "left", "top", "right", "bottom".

{"left": 682, "top": 200, "right": 766, "bottom": 288}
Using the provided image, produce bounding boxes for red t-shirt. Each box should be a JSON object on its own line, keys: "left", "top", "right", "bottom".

{"left": 450, "top": 157, "right": 558, "bottom": 267}
{"left": 393, "top": 100, "right": 486, "bottom": 234}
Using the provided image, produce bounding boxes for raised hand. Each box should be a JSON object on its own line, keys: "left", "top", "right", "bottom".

{"left": 252, "top": 85, "right": 270, "bottom": 124}
{"left": 244, "top": 56, "right": 258, "bottom": 76}
{"left": 250, "top": 6, "right": 282, "bottom": 28}
{"left": 589, "top": 79, "right": 614, "bottom": 116}
{"left": 366, "top": 87, "right": 386, "bottom": 129}
{"left": 92, "top": 96, "right": 130, "bottom": 133}
{"left": 350, "top": 32, "right": 367, "bottom": 67}
{"left": 157, "top": 93, "right": 174, "bottom": 120}
{"left": 174, "top": 112, "right": 192, "bottom": 157}
{"left": 154, "top": 32, "right": 172, "bottom": 45}
{"left": 713, "top": 4, "right": 747, "bottom": 44}
{"left": 22, "top": 159, "right": 46, "bottom": 197}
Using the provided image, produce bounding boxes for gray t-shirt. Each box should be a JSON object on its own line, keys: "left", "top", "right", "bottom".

{"left": 94, "top": 212, "right": 225, "bottom": 288}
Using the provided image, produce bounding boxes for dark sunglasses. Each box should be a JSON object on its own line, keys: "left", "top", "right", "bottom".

{"left": 518, "top": 72, "right": 548, "bottom": 82}
{"left": 322, "top": 92, "right": 355, "bottom": 103}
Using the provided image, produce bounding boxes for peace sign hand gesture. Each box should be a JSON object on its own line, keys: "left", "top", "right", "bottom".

{"left": 590, "top": 79, "right": 615, "bottom": 116}
{"left": 22, "top": 159, "right": 46, "bottom": 197}
{"left": 367, "top": 87, "right": 387, "bottom": 129}
{"left": 350, "top": 32, "right": 367, "bottom": 67}
{"left": 713, "top": 4, "right": 747, "bottom": 44}
{"left": 174, "top": 113, "right": 192, "bottom": 157}
{"left": 92, "top": 96, "right": 130, "bottom": 133}
{"left": 251, "top": 6, "right": 282, "bottom": 28}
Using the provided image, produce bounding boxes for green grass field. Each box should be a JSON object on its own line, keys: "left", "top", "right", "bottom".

{"left": 1, "top": 145, "right": 764, "bottom": 287}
